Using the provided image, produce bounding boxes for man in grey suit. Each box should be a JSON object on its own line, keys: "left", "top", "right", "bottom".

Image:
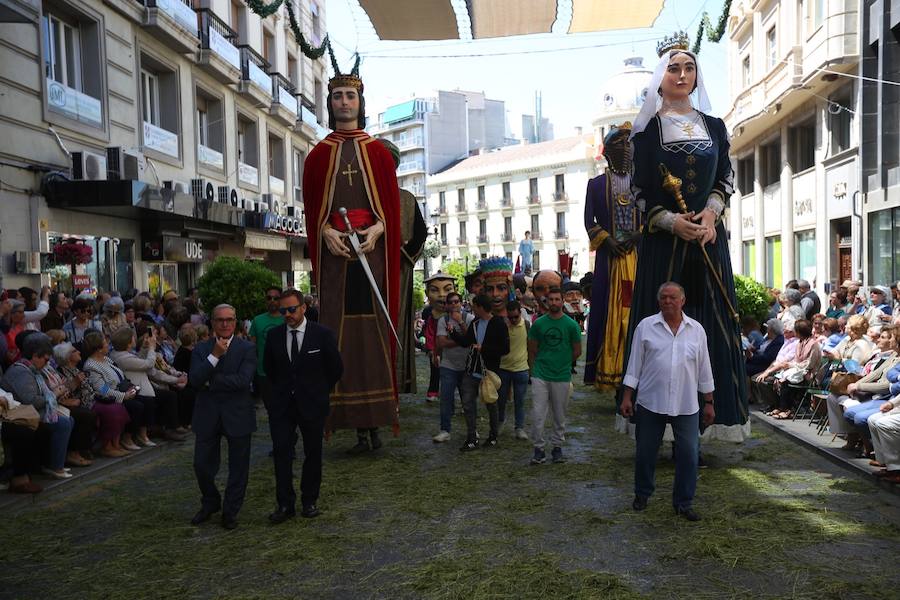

{"left": 188, "top": 303, "right": 257, "bottom": 530}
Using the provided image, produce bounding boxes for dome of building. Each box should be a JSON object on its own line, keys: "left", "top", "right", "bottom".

{"left": 596, "top": 57, "right": 653, "bottom": 119}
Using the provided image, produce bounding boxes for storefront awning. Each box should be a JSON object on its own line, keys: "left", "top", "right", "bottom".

{"left": 358, "top": 0, "right": 664, "bottom": 40}
{"left": 244, "top": 231, "right": 290, "bottom": 252}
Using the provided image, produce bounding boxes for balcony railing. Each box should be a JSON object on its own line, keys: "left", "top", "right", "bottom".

{"left": 554, "top": 230, "right": 568, "bottom": 239}
{"left": 456, "top": 202, "right": 467, "bottom": 213}
{"left": 501, "top": 232, "right": 513, "bottom": 242}
{"left": 457, "top": 236, "right": 468, "bottom": 245}
{"left": 553, "top": 191, "right": 568, "bottom": 202}
{"left": 146, "top": 0, "right": 197, "bottom": 33}
{"left": 437, "top": 204, "right": 447, "bottom": 215}
{"left": 531, "top": 232, "right": 542, "bottom": 240}
{"left": 527, "top": 194, "right": 541, "bottom": 205}
{"left": 197, "top": 9, "right": 240, "bottom": 81}
{"left": 440, "top": 238, "right": 448, "bottom": 246}
{"left": 477, "top": 234, "right": 489, "bottom": 244}
{"left": 501, "top": 197, "right": 512, "bottom": 207}
{"left": 271, "top": 72, "right": 298, "bottom": 116}
{"left": 476, "top": 200, "right": 488, "bottom": 210}
{"left": 397, "top": 136, "right": 424, "bottom": 150}
{"left": 239, "top": 45, "right": 271, "bottom": 96}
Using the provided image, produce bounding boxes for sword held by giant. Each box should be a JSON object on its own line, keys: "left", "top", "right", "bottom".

{"left": 338, "top": 207, "right": 402, "bottom": 350}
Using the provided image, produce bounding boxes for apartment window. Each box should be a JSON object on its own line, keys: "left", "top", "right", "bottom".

{"left": 555, "top": 174, "right": 565, "bottom": 193}
{"left": 814, "top": 0, "right": 823, "bottom": 28}
{"left": 288, "top": 54, "right": 299, "bottom": 89}
{"left": 311, "top": 2, "right": 321, "bottom": 45}
{"left": 742, "top": 240, "right": 756, "bottom": 276}
{"left": 789, "top": 120, "right": 815, "bottom": 172}
{"left": 504, "top": 216, "right": 512, "bottom": 237}
{"left": 765, "top": 235, "right": 783, "bottom": 289}
{"left": 477, "top": 185, "right": 485, "bottom": 205}
{"left": 869, "top": 207, "right": 900, "bottom": 285}
{"left": 457, "top": 188, "right": 465, "bottom": 208}
{"left": 796, "top": 231, "right": 816, "bottom": 282}
{"left": 556, "top": 212, "right": 566, "bottom": 236}
{"left": 737, "top": 155, "right": 755, "bottom": 193}
{"left": 140, "top": 54, "right": 179, "bottom": 159}
{"left": 830, "top": 87, "right": 853, "bottom": 154}
{"left": 761, "top": 139, "right": 781, "bottom": 187}
{"left": 502, "top": 181, "right": 511, "bottom": 200}
{"left": 742, "top": 55, "right": 751, "bottom": 88}
{"left": 230, "top": 0, "right": 246, "bottom": 44}
{"left": 529, "top": 177, "right": 539, "bottom": 198}
{"left": 42, "top": 8, "right": 103, "bottom": 128}
{"left": 262, "top": 29, "right": 275, "bottom": 67}
{"left": 459, "top": 221, "right": 467, "bottom": 242}
{"left": 531, "top": 214, "right": 540, "bottom": 234}
{"left": 479, "top": 219, "right": 487, "bottom": 236}
{"left": 766, "top": 27, "right": 777, "bottom": 69}
{"left": 196, "top": 89, "right": 224, "bottom": 169}
{"left": 440, "top": 223, "right": 447, "bottom": 245}
{"left": 237, "top": 114, "right": 258, "bottom": 173}
{"left": 268, "top": 133, "right": 285, "bottom": 180}
{"left": 314, "top": 78, "right": 323, "bottom": 122}
{"left": 291, "top": 148, "right": 305, "bottom": 198}
{"left": 439, "top": 191, "right": 446, "bottom": 211}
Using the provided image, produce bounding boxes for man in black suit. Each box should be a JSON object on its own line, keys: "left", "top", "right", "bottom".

{"left": 264, "top": 289, "right": 343, "bottom": 523}
{"left": 188, "top": 303, "right": 257, "bottom": 530}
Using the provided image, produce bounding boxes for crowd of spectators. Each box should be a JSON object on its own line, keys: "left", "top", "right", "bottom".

{"left": 0, "top": 286, "right": 212, "bottom": 494}
{"left": 743, "top": 278, "right": 900, "bottom": 481}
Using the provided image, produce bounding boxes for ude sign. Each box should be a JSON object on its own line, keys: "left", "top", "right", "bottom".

{"left": 164, "top": 236, "right": 203, "bottom": 263}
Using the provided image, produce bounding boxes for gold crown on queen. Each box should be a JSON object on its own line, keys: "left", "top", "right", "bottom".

{"left": 656, "top": 31, "right": 691, "bottom": 57}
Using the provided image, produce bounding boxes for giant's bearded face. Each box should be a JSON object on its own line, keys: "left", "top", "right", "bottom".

{"left": 426, "top": 278, "right": 456, "bottom": 316}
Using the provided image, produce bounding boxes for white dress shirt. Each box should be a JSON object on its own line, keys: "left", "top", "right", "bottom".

{"left": 206, "top": 335, "right": 234, "bottom": 367}
{"left": 622, "top": 312, "right": 715, "bottom": 416}
{"left": 286, "top": 320, "right": 307, "bottom": 361}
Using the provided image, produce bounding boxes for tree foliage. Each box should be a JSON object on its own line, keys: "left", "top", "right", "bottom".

{"left": 413, "top": 271, "right": 425, "bottom": 311}
{"left": 436, "top": 256, "right": 475, "bottom": 294}
{"left": 734, "top": 274, "right": 771, "bottom": 324}
{"left": 197, "top": 257, "right": 281, "bottom": 321}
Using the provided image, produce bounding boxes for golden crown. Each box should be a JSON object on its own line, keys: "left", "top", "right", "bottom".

{"left": 328, "top": 74, "right": 363, "bottom": 93}
{"left": 656, "top": 31, "right": 690, "bottom": 57}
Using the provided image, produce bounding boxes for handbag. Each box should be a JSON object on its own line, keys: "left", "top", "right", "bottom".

{"left": 830, "top": 372, "right": 862, "bottom": 395}
{"left": 1, "top": 404, "right": 40, "bottom": 431}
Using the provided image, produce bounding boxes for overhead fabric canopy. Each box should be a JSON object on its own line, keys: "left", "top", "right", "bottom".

{"left": 357, "top": 0, "right": 665, "bottom": 40}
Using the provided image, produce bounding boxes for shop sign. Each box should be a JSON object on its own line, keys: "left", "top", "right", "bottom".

{"left": 47, "top": 78, "right": 102, "bottom": 127}
{"left": 72, "top": 274, "right": 92, "bottom": 289}
{"left": 265, "top": 212, "right": 302, "bottom": 235}
{"left": 163, "top": 236, "right": 203, "bottom": 263}
{"left": 142, "top": 239, "right": 163, "bottom": 261}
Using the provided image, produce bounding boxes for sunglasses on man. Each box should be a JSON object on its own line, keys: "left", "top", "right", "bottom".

{"left": 279, "top": 305, "right": 301, "bottom": 315}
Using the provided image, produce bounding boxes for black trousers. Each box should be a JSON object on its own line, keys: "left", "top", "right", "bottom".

{"left": 428, "top": 363, "right": 440, "bottom": 395}
{"left": 1, "top": 422, "right": 39, "bottom": 476}
{"left": 122, "top": 397, "right": 145, "bottom": 433}
{"left": 193, "top": 429, "right": 252, "bottom": 518}
{"left": 177, "top": 387, "right": 196, "bottom": 428}
{"left": 67, "top": 405, "right": 97, "bottom": 453}
{"left": 152, "top": 388, "right": 180, "bottom": 430}
{"left": 269, "top": 404, "right": 324, "bottom": 510}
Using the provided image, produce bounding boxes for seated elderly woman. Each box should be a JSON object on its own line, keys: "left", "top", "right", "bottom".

{"left": 824, "top": 314, "right": 874, "bottom": 364}
{"left": 821, "top": 317, "right": 846, "bottom": 353}
{"left": 81, "top": 329, "right": 145, "bottom": 451}
{"left": 101, "top": 297, "right": 129, "bottom": 339}
{"left": 751, "top": 321, "right": 799, "bottom": 407}
{"left": 0, "top": 390, "right": 42, "bottom": 493}
{"left": 826, "top": 325, "right": 899, "bottom": 454}
{"left": 779, "top": 289, "right": 806, "bottom": 331}
{"left": 843, "top": 328, "right": 900, "bottom": 458}
{"left": 42, "top": 345, "right": 96, "bottom": 467}
{"left": 867, "top": 386, "right": 900, "bottom": 481}
{"left": 767, "top": 319, "right": 822, "bottom": 419}
{"left": 746, "top": 318, "right": 785, "bottom": 379}
{"left": 0, "top": 332, "right": 74, "bottom": 479}
{"left": 54, "top": 342, "right": 131, "bottom": 458}
{"left": 108, "top": 326, "right": 185, "bottom": 442}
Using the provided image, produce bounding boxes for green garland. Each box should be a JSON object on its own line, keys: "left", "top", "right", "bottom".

{"left": 692, "top": 0, "right": 733, "bottom": 54}
{"left": 242, "top": 0, "right": 331, "bottom": 60}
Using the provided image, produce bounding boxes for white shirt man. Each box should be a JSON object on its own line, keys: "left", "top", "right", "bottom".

{"left": 621, "top": 282, "right": 714, "bottom": 522}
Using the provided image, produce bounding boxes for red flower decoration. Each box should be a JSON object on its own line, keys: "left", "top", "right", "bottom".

{"left": 53, "top": 241, "right": 93, "bottom": 265}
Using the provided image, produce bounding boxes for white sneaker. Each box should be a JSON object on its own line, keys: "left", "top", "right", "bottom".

{"left": 515, "top": 428, "right": 529, "bottom": 440}
{"left": 432, "top": 430, "right": 451, "bottom": 443}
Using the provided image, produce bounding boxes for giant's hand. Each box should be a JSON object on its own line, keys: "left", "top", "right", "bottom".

{"left": 601, "top": 235, "right": 625, "bottom": 258}
{"left": 693, "top": 208, "right": 718, "bottom": 246}
{"left": 672, "top": 212, "right": 706, "bottom": 242}
{"left": 323, "top": 225, "right": 352, "bottom": 258}
{"left": 357, "top": 220, "right": 385, "bottom": 254}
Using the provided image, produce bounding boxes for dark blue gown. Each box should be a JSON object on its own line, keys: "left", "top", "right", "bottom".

{"left": 624, "top": 113, "right": 748, "bottom": 433}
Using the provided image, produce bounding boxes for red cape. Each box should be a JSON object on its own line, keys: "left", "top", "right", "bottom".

{"left": 302, "top": 128, "right": 402, "bottom": 361}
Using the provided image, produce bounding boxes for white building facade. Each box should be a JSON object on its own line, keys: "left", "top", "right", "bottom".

{"left": 0, "top": 0, "right": 328, "bottom": 294}
{"left": 724, "top": 0, "right": 860, "bottom": 294}
{"left": 428, "top": 135, "right": 600, "bottom": 276}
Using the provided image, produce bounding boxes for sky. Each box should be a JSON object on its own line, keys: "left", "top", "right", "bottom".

{"left": 323, "top": 0, "right": 731, "bottom": 139}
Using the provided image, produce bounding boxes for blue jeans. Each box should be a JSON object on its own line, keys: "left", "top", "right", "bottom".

{"left": 634, "top": 405, "right": 699, "bottom": 510}
{"left": 439, "top": 367, "right": 465, "bottom": 432}
{"left": 845, "top": 398, "right": 888, "bottom": 438}
{"left": 41, "top": 415, "right": 74, "bottom": 470}
{"left": 498, "top": 369, "right": 529, "bottom": 429}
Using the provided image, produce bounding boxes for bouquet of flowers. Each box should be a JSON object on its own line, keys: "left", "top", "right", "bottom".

{"left": 53, "top": 241, "right": 93, "bottom": 265}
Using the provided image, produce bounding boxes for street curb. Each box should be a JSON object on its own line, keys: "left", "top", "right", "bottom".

{"left": 750, "top": 411, "right": 900, "bottom": 498}
{"left": 0, "top": 438, "right": 187, "bottom": 513}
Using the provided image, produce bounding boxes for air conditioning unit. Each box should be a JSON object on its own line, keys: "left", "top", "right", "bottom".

{"left": 71, "top": 150, "right": 108, "bottom": 181}
{"left": 191, "top": 179, "right": 215, "bottom": 204}
{"left": 242, "top": 197, "right": 257, "bottom": 212}
{"left": 260, "top": 193, "right": 274, "bottom": 212}
{"left": 163, "top": 180, "right": 191, "bottom": 194}
{"left": 106, "top": 147, "right": 145, "bottom": 180}
{"left": 15, "top": 251, "right": 41, "bottom": 274}
{"left": 217, "top": 186, "right": 239, "bottom": 207}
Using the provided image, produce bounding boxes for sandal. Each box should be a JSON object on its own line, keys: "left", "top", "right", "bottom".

{"left": 775, "top": 411, "right": 793, "bottom": 420}
{"left": 869, "top": 459, "right": 886, "bottom": 467}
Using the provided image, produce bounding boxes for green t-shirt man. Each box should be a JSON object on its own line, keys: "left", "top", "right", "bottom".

{"left": 249, "top": 311, "right": 284, "bottom": 377}
{"left": 528, "top": 313, "right": 582, "bottom": 382}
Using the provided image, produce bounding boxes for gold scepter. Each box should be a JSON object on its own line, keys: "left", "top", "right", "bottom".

{"left": 658, "top": 164, "right": 740, "bottom": 323}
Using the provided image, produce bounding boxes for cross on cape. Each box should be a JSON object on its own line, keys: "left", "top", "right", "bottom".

{"left": 342, "top": 162, "right": 359, "bottom": 186}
